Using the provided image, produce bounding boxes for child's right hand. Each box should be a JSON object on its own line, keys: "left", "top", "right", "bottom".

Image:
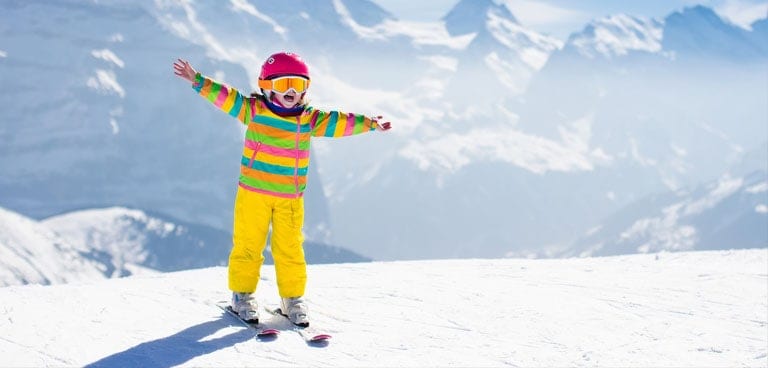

{"left": 173, "top": 58, "right": 197, "bottom": 84}
{"left": 372, "top": 116, "right": 392, "bottom": 132}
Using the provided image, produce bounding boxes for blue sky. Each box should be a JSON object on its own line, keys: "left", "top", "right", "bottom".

{"left": 373, "top": 0, "right": 768, "bottom": 39}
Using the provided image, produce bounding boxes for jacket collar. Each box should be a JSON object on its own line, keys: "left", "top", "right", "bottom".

{"left": 262, "top": 95, "right": 305, "bottom": 117}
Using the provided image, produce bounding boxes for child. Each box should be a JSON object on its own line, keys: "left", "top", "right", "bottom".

{"left": 173, "top": 52, "right": 391, "bottom": 326}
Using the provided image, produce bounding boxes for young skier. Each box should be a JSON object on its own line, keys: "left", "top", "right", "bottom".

{"left": 173, "top": 52, "right": 391, "bottom": 326}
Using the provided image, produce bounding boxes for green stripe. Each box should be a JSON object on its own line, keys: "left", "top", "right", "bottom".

{"left": 244, "top": 131, "right": 310, "bottom": 150}
{"left": 192, "top": 74, "right": 204, "bottom": 92}
{"left": 353, "top": 114, "right": 365, "bottom": 135}
{"left": 207, "top": 83, "right": 222, "bottom": 103}
{"left": 240, "top": 176, "right": 297, "bottom": 193}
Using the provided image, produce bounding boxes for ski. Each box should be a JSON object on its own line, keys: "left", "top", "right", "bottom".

{"left": 265, "top": 307, "right": 332, "bottom": 344}
{"left": 219, "top": 304, "right": 280, "bottom": 339}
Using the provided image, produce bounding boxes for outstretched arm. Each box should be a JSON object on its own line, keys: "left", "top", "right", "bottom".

{"left": 173, "top": 58, "right": 253, "bottom": 125}
{"left": 309, "top": 109, "right": 392, "bottom": 137}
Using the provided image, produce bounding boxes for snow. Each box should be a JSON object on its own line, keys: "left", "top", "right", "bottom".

{"left": 0, "top": 249, "right": 765, "bottom": 366}
{"left": 716, "top": 1, "right": 768, "bottom": 30}
{"left": 486, "top": 8, "right": 563, "bottom": 70}
{"left": 571, "top": 14, "right": 663, "bottom": 59}
{"left": 0, "top": 208, "right": 106, "bottom": 287}
{"left": 44, "top": 207, "right": 174, "bottom": 272}
{"left": 618, "top": 174, "right": 748, "bottom": 252}
{"left": 398, "top": 121, "right": 608, "bottom": 175}
{"left": 683, "top": 175, "right": 743, "bottom": 216}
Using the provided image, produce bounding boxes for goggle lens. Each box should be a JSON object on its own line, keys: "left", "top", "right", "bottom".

{"left": 260, "top": 76, "right": 310, "bottom": 93}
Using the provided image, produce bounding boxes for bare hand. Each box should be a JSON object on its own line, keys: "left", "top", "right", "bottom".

{"left": 372, "top": 116, "right": 392, "bottom": 132}
{"left": 173, "top": 58, "right": 197, "bottom": 84}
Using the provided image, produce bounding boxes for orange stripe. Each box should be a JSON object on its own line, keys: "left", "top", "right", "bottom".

{"left": 199, "top": 79, "right": 212, "bottom": 97}
{"left": 241, "top": 168, "right": 308, "bottom": 186}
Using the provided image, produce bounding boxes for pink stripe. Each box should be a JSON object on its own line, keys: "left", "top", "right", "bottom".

{"left": 239, "top": 183, "right": 304, "bottom": 198}
{"left": 344, "top": 114, "right": 356, "bottom": 136}
{"left": 244, "top": 140, "right": 309, "bottom": 159}
{"left": 214, "top": 87, "right": 228, "bottom": 107}
{"left": 309, "top": 111, "right": 319, "bottom": 130}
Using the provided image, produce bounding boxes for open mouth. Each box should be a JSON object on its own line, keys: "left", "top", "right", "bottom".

{"left": 284, "top": 94, "right": 296, "bottom": 103}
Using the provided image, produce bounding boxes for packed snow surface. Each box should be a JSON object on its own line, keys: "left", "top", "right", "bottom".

{"left": 0, "top": 249, "right": 766, "bottom": 367}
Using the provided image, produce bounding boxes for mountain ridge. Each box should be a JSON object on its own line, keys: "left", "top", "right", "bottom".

{"left": 0, "top": 1, "right": 765, "bottom": 262}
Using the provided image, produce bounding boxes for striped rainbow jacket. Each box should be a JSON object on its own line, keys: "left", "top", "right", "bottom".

{"left": 193, "top": 73, "right": 379, "bottom": 198}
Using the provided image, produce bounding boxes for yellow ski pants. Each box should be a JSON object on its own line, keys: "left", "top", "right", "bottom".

{"left": 228, "top": 186, "right": 306, "bottom": 298}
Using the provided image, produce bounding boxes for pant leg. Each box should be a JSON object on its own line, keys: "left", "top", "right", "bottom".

{"left": 228, "top": 186, "right": 272, "bottom": 293}
{"left": 270, "top": 196, "right": 307, "bottom": 298}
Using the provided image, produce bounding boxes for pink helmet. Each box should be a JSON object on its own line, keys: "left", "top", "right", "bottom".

{"left": 259, "top": 52, "right": 310, "bottom": 80}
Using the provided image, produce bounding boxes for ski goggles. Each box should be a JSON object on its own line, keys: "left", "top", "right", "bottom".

{"left": 258, "top": 76, "right": 310, "bottom": 94}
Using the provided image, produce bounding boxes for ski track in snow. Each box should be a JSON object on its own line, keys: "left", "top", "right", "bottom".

{"left": 0, "top": 250, "right": 766, "bottom": 367}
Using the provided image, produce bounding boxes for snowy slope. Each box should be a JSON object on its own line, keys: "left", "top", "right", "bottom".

{"left": 0, "top": 249, "right": 765, "bottom": 366}
{"left": 0, "top": 208, "right": 108, "bottom": 287}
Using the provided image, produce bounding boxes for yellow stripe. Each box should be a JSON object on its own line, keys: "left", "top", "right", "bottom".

{"left": 221, "top": 88, "right": 237, "bottom": 113}
{"left": 333, "top": 112, "right": 347, "bottom": 137}
{"left": 257, "top": 151, "right": 310, "bottom": 168}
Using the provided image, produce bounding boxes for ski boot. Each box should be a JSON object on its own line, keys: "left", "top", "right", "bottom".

{"left": 231, "top": 292, "right": 259, "bottom": 323}
{"left": 281, "top": 296, "right": 309, "bottom": 327}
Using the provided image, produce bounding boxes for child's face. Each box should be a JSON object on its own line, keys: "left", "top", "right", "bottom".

{"left": 273, "top": 90, "right": 301, "bottom": 108}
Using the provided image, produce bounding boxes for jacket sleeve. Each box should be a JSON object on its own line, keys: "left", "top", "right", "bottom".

{"left": 192, "top": 73, "right": 253, "bottom": 125}
{"left": 307, "top": 107, "right": 378, "bottom": 138}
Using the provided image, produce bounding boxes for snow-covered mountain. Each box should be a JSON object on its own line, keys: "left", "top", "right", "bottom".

{"left": 568, "top": 14, "right": 664, "bottom": 59}
{"left": 564, "top": 170, "right": 768, "bottom": 257}
{"left": 663, "top": 5, "right": 768, "bottom": 61}
{"left": 0, "top": 207, "right": 107, "bottom": 287}
{"left": 1, "top": 249, "right": 765, "bottom": 366}
{"left": 0, "top": 1, "right": 765, "bottom": 262}
{"left": 442, "top": 0, "right": 562, "bottom": 99}
{"left": 43, "top": 207, "right": 234, "bottom": 276}
{"left": 0, "top": 206, "right": 369, "bottom": 287}
{"left": 501, "top": 5, "right": 768, "bottom": 258}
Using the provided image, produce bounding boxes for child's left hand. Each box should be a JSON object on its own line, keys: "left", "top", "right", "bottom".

{"left": 372, "top": 116, "right": 392, "bottom": 132}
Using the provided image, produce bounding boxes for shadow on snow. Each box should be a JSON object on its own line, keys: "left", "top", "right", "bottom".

{"left": 84, "top": 313, "right": 252, "bottom": 368}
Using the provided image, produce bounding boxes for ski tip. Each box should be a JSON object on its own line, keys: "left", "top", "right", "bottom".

{"left": 257, "top": 329, "right": 280, "bottom": 337}
{"left": 310, "top": 334, "right": 332, "bottom": 341}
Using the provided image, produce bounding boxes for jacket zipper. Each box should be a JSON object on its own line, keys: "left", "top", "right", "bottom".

{"left": 248, "top": 141, "right": 261, "bottom": 168}
{"left": 294, "top": 117, "right": 301, "bottom": 196}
